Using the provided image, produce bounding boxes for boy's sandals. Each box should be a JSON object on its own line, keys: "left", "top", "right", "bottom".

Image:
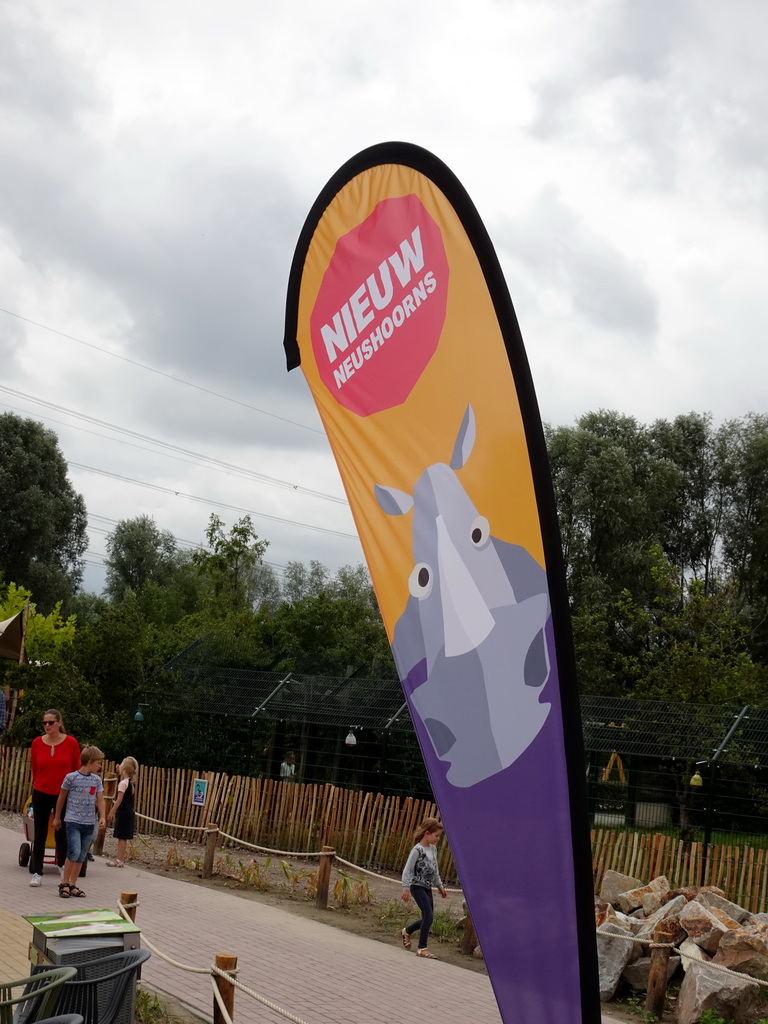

{"left": 68, "top": 886, "right": 86, "bottom": 898}
{"left": 106, "top": 859, "right": 124, "bottom": 868}
{"left": 400, "top": 928, "right": 411, "bottom": 949}
{"left": 416, "top": 949, "right": 438, "bottom": 959}
{"left": 58, "top": 883, "right": 71, "bottom": 899}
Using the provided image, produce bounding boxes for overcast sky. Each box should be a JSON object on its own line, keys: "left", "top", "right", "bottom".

{"left": 2, "top": 0, "right": 766, "bottom": 595}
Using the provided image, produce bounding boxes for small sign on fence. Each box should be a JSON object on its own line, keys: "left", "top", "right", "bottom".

{"left": 192, "top": 779, "right": 208, "bottom": 807}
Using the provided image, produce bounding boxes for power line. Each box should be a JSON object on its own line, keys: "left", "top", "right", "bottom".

{"left": 70, "top": 462, "right": 358, "bottom": 540}
{"left": 0, "top": 398, "right": 329, "bottom": 499}
{"left": 88, "top": 522, "right": 199, "bottom": 550}
{"left": 0, "top": 306, "right": 323, "bottom": 435}
{"left": 84, "top": 534, "right": 288, "bottom": 575}
{"left": 89, "top": 514, "right": 292, "bottom": 566}
{"left": 0, "top": 388, "right": 346, "bottom": 506}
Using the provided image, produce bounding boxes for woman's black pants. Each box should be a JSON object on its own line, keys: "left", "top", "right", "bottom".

{"left": 30, "top": 789, "right": 67, "bottom": 874}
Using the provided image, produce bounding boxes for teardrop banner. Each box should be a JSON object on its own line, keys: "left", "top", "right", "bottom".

{"left": 283, "top": 143, "right": 599, "bottom": 1024}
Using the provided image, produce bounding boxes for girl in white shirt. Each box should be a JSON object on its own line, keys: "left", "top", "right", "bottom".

{"left": 400, "top": 817, "right": 447, "bottom": 958}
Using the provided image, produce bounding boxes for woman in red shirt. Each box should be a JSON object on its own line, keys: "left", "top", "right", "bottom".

{"left": 29, "top": 708, "right": 80, "bottom": 886}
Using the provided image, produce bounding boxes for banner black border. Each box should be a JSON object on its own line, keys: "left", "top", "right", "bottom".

{"left": 283, "top": 142, "right": 600, "bottom": 1023}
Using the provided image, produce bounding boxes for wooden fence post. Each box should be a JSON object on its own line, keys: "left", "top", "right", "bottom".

{"left": 204, "top": 824, "right": 219, "bottom": 879}
{"left": 94, "top": 774, "right": 119, "bottom": 856}
{"left": 645, "top": 919, "right": 678, "bottom": 1020}
{"left": 316, "top": 846, "right": 335, "bottom": 910}
{"left": 459, "top": 904, "right": 478, "bottom": 956}
{"left": 120, "top": 891, "right": 138, "bottom": 923}
{"left": 213, "top": 954, "right": 238, "bottom": 1024}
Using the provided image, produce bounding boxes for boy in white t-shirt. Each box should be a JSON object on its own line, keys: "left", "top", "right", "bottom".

{"left": 54, "top": 745, "right": 105, "bottom": 899}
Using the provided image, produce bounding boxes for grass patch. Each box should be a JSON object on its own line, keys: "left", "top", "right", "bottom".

{"left": 136, "top": 989, "right": 187, "bottom": 1024}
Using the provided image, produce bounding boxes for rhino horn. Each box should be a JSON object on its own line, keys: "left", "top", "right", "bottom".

{"left": 450, "top": 405, "right": 476, "bottom": 470}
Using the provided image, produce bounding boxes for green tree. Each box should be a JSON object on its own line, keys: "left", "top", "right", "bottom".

{"left": 281, "top": 560, "right": 330, "bottom": 603}
{"left": 0, "top": 581, "right": 76, "bottom": 663}
{"left": 269, "top": 563, "right": 391, "bottom": 676}
{"left": 648, "top": 412, "right": 728, "bottom": 597}
{"left": 67, "top": 591, "right": 109, "bottom": 627}
{"left": 545, "top": 411, "right": 677, "bottom": 609}
{"left": 4, "top": 661, "right": 105, "bottom": 748}
{"left": 72, "top": 597, "right": 154, "bottom": 715}
{"left": 192, "top": 515, "right": 269, "bottom": 614}
{"left": 0, "top": 413, "right": 87, "bottom": 610}
{"left": 104, "top": 515, "right": 177, "bottom": 601}
{"left": 721, "top": 414, "right": 768, "bottom": 659}
{"left": 613, "top": 556, "right": 767, "bottom": 704}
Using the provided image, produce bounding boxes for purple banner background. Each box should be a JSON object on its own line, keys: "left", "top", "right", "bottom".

{"left": 405, "top": 621, "right": 581, "bottom": 1024}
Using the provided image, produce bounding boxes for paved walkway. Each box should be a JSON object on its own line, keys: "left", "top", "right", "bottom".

{"left": 0, "top": 825, "right": 621, "bottom": 1024}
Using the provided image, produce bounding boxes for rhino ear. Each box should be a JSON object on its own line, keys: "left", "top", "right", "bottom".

{"left": 450, "top": 404, "right": 476, "bottom": 470}
{"left": 374, "top": 483, "right": 414, "bottom": 516}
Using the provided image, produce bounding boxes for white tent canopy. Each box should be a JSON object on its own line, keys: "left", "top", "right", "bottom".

{"left": 0, "top": 608, "right": 26, "bottom": 662}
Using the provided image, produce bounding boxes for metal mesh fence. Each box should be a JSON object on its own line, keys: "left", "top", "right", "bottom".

{"left": 139, "top": 655, "right": 768, "bottom": 841}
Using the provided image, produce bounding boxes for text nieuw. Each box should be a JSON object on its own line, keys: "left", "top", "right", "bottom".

{"left": 319, "top": 226, "right": 439, "bottom": 388}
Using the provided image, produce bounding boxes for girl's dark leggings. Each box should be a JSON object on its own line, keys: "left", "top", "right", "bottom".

{"left": 405, "top": 884, "right": 434, "bottom": 949}
{"left": 30, "top": 788, "right": 68, "bottom": 874}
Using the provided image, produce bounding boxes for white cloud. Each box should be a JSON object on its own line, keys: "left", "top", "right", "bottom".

{"left": 0, "top": 0, "right": 766, "bottom": 594}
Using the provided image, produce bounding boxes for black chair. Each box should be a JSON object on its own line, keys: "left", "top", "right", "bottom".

{"left": 33, "top": 1016, "right": 84, "bottom": 1024}
{"left": 1, "top": 967, "right": 77, "bottom": 1024}
{"left": 46, "top": 951, "right": 150, "bottom": 1024}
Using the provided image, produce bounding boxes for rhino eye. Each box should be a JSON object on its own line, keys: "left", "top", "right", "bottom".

{"left": 470, "top": 516, "right": 490, "bottom": 548}
{"left": 408, "top": 562, "right": 433, "bottom": 599}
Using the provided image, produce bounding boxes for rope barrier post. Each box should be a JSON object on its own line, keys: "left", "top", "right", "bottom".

{"left": 459, "top": 905, "right": 478, "bottom": 956}
{"left": 94, "top": 774, "right": 119, "bottom": 856}
{"left": 213, "top": 954, "right": 238, "bottom": 1024}
{"left": 315, "top": 846, "right": 335, "bottom": 910}
{"left": 120, "top": 891, "right": 138, "bottom": 923}
{"left": 645, "top": 920, "right": 678, "bottom": 1020}
{"left": 204, "top": 824, "right": 219, "bottom": 879}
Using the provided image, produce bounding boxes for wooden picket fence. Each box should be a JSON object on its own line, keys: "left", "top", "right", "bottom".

{"left": 0, "top": 747, "right": 454, "bottom": 881}
{"left": 592, "top": 827, "right": 768, "bottom": 914}
{"left": 5, "top": 744, "right": 768, "bottom": 907}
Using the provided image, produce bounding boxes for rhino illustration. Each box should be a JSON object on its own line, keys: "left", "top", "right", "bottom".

{"left": 375, "top": 405, "right": 552, "bottom": 788}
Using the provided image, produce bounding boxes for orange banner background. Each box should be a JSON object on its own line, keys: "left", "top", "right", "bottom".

{"left": 295, "top": 164, "right": 545, "bottom": 637}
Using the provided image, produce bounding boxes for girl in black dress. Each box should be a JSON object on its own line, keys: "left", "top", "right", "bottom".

{"left": 106, "top": 757, "right": 138, "bottom": 867}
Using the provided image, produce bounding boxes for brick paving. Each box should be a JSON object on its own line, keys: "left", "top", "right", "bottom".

{"left": 0, "top": 825, "right": 622, "bottom": 1023}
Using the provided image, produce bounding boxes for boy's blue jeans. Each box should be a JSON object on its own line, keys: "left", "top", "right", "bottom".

{"left": 65, "top": 821, "right": 95, "bottom": 862}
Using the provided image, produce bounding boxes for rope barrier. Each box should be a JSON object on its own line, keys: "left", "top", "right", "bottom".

{"left": 135, "top": 813, "right": 207, "bottom": 831}
{"left": 334, "top": 855, "right": 463, "bottom": 894}
{"left": 133, "top": 811, "right": 465, "bottom": 893}
{"left": 595, "top": 926, "right": 768, "bottom": 988}
{"left": 116, "top": 900, "right": 312, "bottom": 1024}
{"left": 216, "top": 828, "right": 317, "bottom": 858}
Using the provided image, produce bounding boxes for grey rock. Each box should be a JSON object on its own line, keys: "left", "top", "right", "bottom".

{"left": 714, "top": 922, "right": 768, "bottom": 979}
{"left": 599, "top": 869, "right": 644, "bottom": 906}
{"left": 635, "top": 894, "right": 688, "bottom": 945}
{"left": 597, "top": 923, "right": 638, "bottom": 1001}
{"left": 700, "top": 890, "right": 752, "bottom": 925}
{"left": 679, "top": 937, "right": 711, "bottom": 972}
{"left": 679, "top": 900, "right": 736, "bottom": 954}
{"left": 675, "top": 961, "right": 759, "bottom": 1024}
{"left": 616, "top": 874, "right": 671, "bottom": 915}
{"left": 622, "top": 954, "right": 680, "bottom": 991}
